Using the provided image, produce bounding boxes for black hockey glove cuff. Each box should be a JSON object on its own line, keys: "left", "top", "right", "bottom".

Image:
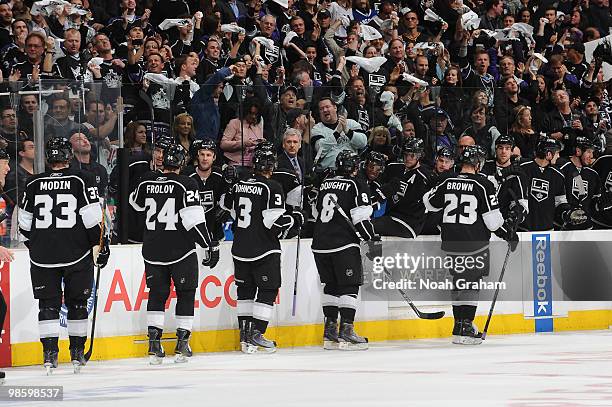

{"left": 495, "top": 218, "right": 519, "bottom": 251}
{"left": 365, "top": 235, "right": 382, "bottom": 261}
{"left": 202, "top": 240, "right": 220, "bottom": 268}
{"left": 291, "top": 208, "right": 306, "bottom": 229}
{"left": 96, "top": 236, "right": 111, "bottom": 268}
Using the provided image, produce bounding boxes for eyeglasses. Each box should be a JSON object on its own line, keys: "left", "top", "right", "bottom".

{"left": 2, "top": 114, "right": 16, "bottom": 118}
{"left": 26, "top": 43, "right": 43, "bottom": 48}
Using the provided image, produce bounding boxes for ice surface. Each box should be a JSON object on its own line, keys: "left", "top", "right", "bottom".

{"left": 4, "top": 330, "right": 612, "bottom": 407}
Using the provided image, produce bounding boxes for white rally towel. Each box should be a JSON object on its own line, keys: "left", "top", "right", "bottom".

{"left": 361, "top": 25, "right": 382, "bottom": 41}
{"left": 461, "top": 10, "right": 480, "bottom": 31}
{"left": 159, "top": 19, "right": 192, "bottom": 31}
{"left": 424, "top": 9, "right": 446, "bottom": 25}
{"left": 283, "top": 31, "right": 298, "bottom": 47}
{"left": 402, "top": 73, "right": 429, "bottom": 87}
{"left": 221, "top": 23, "right": 246, "bottom": 34}
{"left": 345, "top": 56, "right": 387, "bottom": 73}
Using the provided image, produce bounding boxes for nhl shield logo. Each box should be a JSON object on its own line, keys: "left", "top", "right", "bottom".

{"left": 531, "top": 178, "right": 549, "bottom": 202}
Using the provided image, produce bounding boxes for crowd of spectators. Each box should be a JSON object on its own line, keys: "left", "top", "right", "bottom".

{"left": 0, "top": 0, "right": 611, "bottom": 240}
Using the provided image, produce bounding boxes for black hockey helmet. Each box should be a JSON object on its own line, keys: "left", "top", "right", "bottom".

{"left": 495, "top": 134, "right": 515, "bottom": 148}
{"left": 457, "top": 144, "right": 486, "bottom": 169}
{"left": 163, "top": 143, "right": 186, "bottom": 169}
{"left": 436, "top": 146, "right": 454, "bottom": 160}
{"left": 154, "top": 135, "right": 175, "bottom": 151}
{"left": 366, "top": 151, "right": 386, "bottom": 168}
{"left": 46, "top": 137, "right": 73, "bottom": 163}
{"left": 536, "top": 137, "right": 561, "bottom": 157}
{"left": 253, "top": 148, "right": 277, "bottom": 173}
{"left": 0, "top": 148, "right": 8, "bottom": 160}
{"left": 254, "top": 140, "right": 275, "bottom": 153}
{"left": 402, "top": 137, "right": 425, "bottom": 156}
{"left": 575, "top": 136, "right": 595, "bottom": 152}
{"left": 335, "top": 150, "right": 360, "bottom": 176}
{"left": 190, "top": 138, "right": 217, "bottom": 158}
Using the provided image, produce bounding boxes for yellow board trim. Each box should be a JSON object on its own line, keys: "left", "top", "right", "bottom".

{"left": 11, "top": 310, "right": 612, "bottom": 366}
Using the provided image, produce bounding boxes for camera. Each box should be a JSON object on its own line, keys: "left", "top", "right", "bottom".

{"left": 132, "top": 38, "right": 143, "bottom": 46}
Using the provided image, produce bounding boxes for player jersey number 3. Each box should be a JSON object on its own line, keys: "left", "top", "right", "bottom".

{"left": 442, "top": 193, "right": 478, "bottom": 225}
{"left": 236, "top": 193, "right": 282, "bottom": 228}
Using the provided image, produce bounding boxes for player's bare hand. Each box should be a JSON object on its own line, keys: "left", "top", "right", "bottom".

{"left": 0, "top": 246, "right": 14, "bottom": 262}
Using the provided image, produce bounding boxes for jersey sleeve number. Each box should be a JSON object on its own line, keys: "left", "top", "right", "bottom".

{"left": 34, "top": 194, "right": 77, "bottom": 229}
{"left": 145, "top": 198, "right": 179, "bottom": 230}
{"left": 237, "top": 196, "right": 252, "bottom": 228}
{"left": 319, "top": 193, "right": 338, "bottom": 223}
{"left": 442, "top": 193, "right": 478, "bottom": 225}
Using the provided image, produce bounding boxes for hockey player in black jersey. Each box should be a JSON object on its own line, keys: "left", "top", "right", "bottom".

{"left": 424, "top": 145, "right": 518, "bottom": 345}
{"left": 481, "top": 135, "right": 529, "bottom": 224}
{"left": 0, "top": 148, "right": 13, "bottom": 384}
{"left": 18, "top": 137, "right": 110, "bottom": 374}
{"left": 519, "top": 139, "right": 568, "bottom": 231}
{"left": 422, "top": 147, "right": 456, "bottom": 235}
{"left": 181, "top": 139, "right": 227, "bottom": 241}
{"left": 373, "top": 138, "right": 433, "bottom": 238}
{"left": 557, "top": 137, "right": 601, "bottom": 230}
{"left": 312, "top": 150, "right": 379, "bottom": 350}
{"left": 130, "top": 144, "right": 220, "bottom": 364}
{"left": 221, "top": 148, "right": 303, "bottom": 353}
{"left": 358, "top": 151, "right": 386, "bottom": 215}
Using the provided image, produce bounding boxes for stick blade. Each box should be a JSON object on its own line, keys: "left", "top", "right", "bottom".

{"left": 414, "top": 309, "right": 446, "bottom": 320}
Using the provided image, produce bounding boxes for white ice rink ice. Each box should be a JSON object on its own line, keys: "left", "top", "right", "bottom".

{"left": 4, "top": 330, "right": 612, "bottom": 407}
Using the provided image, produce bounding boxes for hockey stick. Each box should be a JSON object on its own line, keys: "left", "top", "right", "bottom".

{"left": 481, "top": 241, "right": 512, "bottom": 340}
{"left": 381, "top": 267, "right": 445, "bottom": 320}
{"left": 84, "top": 200, "right": 108, "bottom": 362}
{"left": 291, "top": 129, "right": 307, "bottom": 316}
{"left": 328, "top": 196, "right": 445, "bottom": 320}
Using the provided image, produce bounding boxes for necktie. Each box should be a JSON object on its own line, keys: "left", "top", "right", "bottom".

{"left": 291, "top": 157, "right": 302, "bottom": 182}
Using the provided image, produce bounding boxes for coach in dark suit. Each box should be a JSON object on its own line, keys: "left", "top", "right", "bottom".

{"left": 277, "top": 128, "right": 305, "bottom": 183}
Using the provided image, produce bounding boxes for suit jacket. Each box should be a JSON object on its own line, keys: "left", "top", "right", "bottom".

{"left": 277, "top": 151, "right": 305, "bottom": 181}
{"left": 216, "top": 0, "right": 248, "bottom": 24}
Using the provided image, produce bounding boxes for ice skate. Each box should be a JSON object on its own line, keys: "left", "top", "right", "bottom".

{"left": 239, "top": 321, "right": 249, "bottom": 353}
{"left": 451, "top": 319, "right": 462, "bottom": 344}
{"left": 453, "top": 320, "right": 483, "bottom": 345}
{"left": 323, "top": 318, "right": 339, "bottom": 350}
{"left": 70, "top": 347, "right": 86, "bottom": 373}
{"left": 338, "top": 322, "right": 368, "bottom": 350}
{"left": 43, "top": 350, "right": 59, "bottom": 375}
{"left": 148, "top": 327, "right": 166, "bottom": 365}
{"left": 246, "top": 329, "right": 277, "bottom": 354}
{"left": 174, "top": 329, "right": 193, "bottom": 363}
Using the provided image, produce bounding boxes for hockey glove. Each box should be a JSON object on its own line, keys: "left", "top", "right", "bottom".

{"left": 222, "top": 165, "right": 239, "bottom": 189}
{"left": 365, "top": 235, "right": 383, "bottom": 261}
{"left": 500, "top": 157, "right": 523, "bottom": 180}
{"left": 291, "top": 207, "right": 307, "bottom": 229}
{"left": 495, "top": 220, "right": 519, "bottom": 252}
{"left": 95, "top": 237, "right": 111, "bottom": 268}
{"left": 562, "top": 206, "right": 589, "bottom": 230}
{"left": 202, "top": 240, "right": 220, "bottom": 268}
